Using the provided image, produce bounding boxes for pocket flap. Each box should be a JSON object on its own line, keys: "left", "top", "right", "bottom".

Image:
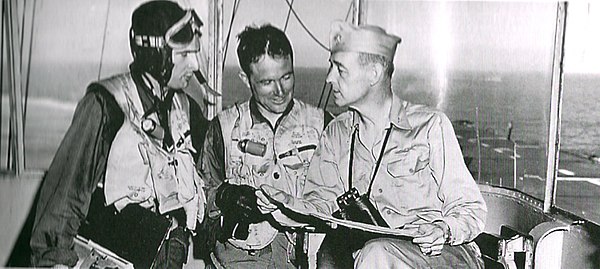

{"left": 386, "top": 144, "right": 429, "bottom": 177}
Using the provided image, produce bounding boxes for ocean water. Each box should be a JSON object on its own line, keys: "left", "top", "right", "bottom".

{"left": 561, "top": 74, "right": 600, "bottom": 157}
{"left": 4, "top": 66, "right": 599, "bottom": 169}
{"left": 224, "top": 67, "right": 600, "bottom": 156}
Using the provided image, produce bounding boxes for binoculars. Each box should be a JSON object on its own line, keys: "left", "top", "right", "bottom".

{"left": 332, "top": 187, "right": 389, "bottom": 227}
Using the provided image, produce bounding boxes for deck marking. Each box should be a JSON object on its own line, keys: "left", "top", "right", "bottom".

{"left": 515, "top": 144, "right": 539, "bottom": 149}
{"left": 557, "top": 169, "right": 575, "bottom": 176}
{"left": 493, "top": 147, "right": 515, "bottom": 155}
{"left": 524, "top": 174, "right": 544, "bottom": 181}
{"left": 557, "top": 177, "right": 600, "bottom": 186}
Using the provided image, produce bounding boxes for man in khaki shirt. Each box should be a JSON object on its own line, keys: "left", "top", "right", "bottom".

{"left": 260, "top": 21, "right": 486, "bottom": 268}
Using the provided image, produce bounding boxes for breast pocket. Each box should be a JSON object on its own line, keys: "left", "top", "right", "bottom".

{"left": 386, "top": 144, "right": 430, "bottom": 179}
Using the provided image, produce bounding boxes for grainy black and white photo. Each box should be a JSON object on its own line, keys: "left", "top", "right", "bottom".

{"left": 1, "top": 1, "right": 599, "bottom": 268}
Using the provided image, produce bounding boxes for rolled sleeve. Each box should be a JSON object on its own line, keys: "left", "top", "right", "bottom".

{"left": 428, "top": 113, "right": 487, "bottom": 244}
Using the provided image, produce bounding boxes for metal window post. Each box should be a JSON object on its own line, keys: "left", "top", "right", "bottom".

{"left": 352, "top": 0, "right": 364, "bottom": 26}
{"left": 544, "top": 2, "right": 567, "bottom": 213}
{"left": 208, "top": 0, "right": 223, "bottom": 119}
{"left": 3, "top": 0, "right": 25, "bottom": 175}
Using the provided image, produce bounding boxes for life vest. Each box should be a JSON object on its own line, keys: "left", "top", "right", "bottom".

{"left": 98, "top": 73, "right": 205, "bottom": 230}
{"left": 218, "top": 99, "right": 324, "bottom": 250}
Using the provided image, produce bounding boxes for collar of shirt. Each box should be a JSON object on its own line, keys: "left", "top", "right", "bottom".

{"left": 248, "top": 97, "right": 295, "bottom": 128}
{"left": 350, "top": 91, "right": 413, "bottom": 131}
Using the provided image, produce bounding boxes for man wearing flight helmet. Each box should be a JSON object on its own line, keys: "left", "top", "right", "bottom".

{"left": 29, "top": 1, "right": 210, "bottom": 268}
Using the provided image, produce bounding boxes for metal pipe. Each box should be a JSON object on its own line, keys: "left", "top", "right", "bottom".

{"left": 544, "top": 2, "right": 567, "bottom": 213}
{"left": 5, "top": 0, "right": 25, "bottom": 175}
{"left": 352, "top": 0, "right": 364, "bottom": 25}
{"left": 208, "top": 0, "right": 223, "bottom": 119}
{"left": 513, "top": 142, "right": 517, "bottom": 189}
{"left": 475, "top": 107, "right": 481, "bottom": 182}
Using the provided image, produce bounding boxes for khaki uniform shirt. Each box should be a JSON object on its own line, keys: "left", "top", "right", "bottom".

{"left": 303, "top": 94, "right": 487, "bottom": 245}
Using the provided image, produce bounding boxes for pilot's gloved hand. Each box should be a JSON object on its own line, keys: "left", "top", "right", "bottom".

{"left": 215, "top": 182, "right": 265, "bottom": 240}
{"left": 215, "top": 182, "right": 263, "bottom": 220}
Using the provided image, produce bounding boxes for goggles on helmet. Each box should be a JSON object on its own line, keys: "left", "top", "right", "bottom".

{"left": 133, "top": 10, "right": 203, "bottom": 50}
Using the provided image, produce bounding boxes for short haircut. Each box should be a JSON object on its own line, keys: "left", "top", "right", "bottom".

{"left": 236, "top": 24, "right": 294, "bottom": 76}
{"left": 358, "top": 52, "right": 394, "bottom": 78}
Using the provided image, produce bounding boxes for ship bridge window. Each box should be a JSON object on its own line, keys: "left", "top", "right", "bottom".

{"left": 365, "top": 1, "right": 557, "bottom": 202}
{"left": 363, "top": 1, "right": 600, "bottom": 226}
{"left": 557, "top": 2, "right": 600, "bottom": 225}
{"left": 1, "top": 0, "right": 210, "bottom": 172}
{"left": 4, "top": 0, "right": 597, "bottom": 227}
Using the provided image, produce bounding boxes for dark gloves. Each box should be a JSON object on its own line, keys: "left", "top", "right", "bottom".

{"left": 215, "top": 182, "right": 266, "bottom": 240}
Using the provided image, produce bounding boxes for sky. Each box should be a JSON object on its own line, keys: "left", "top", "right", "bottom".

{"left": 221, "top": 1, "right": 600, "bottom": 74}
{"left": 564, "top": 2, "right": 600, "bottom": 74}
{"left": 2, "top": 0, "right": 599, "bottom": 170}
{"left": 5, "top": 0, "right": 600, "bottom": 102}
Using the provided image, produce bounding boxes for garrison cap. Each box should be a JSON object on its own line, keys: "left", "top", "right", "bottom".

{"left": 329, "top": 20, "right": 401, "bottom": 60}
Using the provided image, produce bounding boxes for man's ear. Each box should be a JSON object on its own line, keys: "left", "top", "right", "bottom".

{"left": 239, "top": 71, "right": 251, "bottom": 89}
{"left": 369, "top": 62, "right": 385, "bottom": 86}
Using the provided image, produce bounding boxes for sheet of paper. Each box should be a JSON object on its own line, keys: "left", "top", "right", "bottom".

{"left": 309, "top": 212, "right": 420, "bottom": 237}
{"left": 259, "top": 185, "right": 420, "bottom": 237}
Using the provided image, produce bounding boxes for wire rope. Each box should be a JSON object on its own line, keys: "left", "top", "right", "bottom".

{"left": 23, "top": 0, "right": 38, "bottom": 123}
{"left": 222, "top": 0, "right": 241, "bottom": 69}
{"left": 283, "top": 0, "right": 294, "bottom": 31}
{"left": 1, "top": 1, "right": 5, "bottom": 166}
{"left": 282, "top": 0, "right": 328, "bottom": 51}
{"left": 344, "top": 1, "right": 353, "bottom": 22}
{"left": 97, "top": 0, "right": 111, "bottom": 80}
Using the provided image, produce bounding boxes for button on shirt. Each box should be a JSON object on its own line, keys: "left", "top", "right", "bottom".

{"left": 302, "top": 94, "right": 487, "bottom": 245}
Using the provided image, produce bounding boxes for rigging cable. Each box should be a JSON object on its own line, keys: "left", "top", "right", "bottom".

{"left": 1, "top": 0, "right": 5, "bottom": 165}
{"left": 222, "top": 0, "right": 241, "bottom": 69}
{"left": 317, "top": 80, "right": 329, "bottom": 108}
{"left": 323, "top": 82, "right": 333, "bottom": 110}
{"left": 97, "top": 0, "right": 111, "bottom": 80}
{"left": 283, "top": 0, "right": 294, "bottom": 31}
{"left": 282, "top": 0, "right": 328, "bottom": 51}
{"left": 2, "top": 1, "right": 21, "bottom": 170}
{"left": 344, "top": 0, "right": 353, "bottom": 22}
{"left": 318, "top": 1, "right": 354, "bottom": 110}
{"left": 23, "top": 0, "right": 38, "bottom": 125}
{"left": 324, "top": 1, "right": 353, "bottom": 109}
{"left": 19, "top": 0, "right": 25, "bottom": 59}
{"left": 20, "top": 0, "right": 38, "bottom": 169}
{"left": 5, "top": 0, "right": 14, "bottom": 169}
